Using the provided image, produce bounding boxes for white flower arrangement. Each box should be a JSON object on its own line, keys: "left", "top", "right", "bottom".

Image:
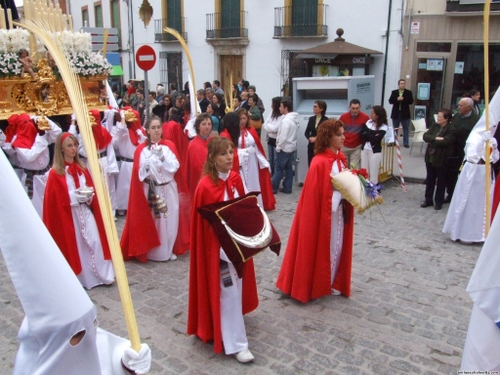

{"left": 0, "top": 29, "right": 28, "bottom": 78}
{"left": 53, "top": 30, "right": 111, "bottom": 77}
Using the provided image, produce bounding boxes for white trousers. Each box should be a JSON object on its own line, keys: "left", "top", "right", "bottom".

{"left": 330, "top": 202, "right": 344, "bottom": 285}
{"left": 219, "top": 249, "right": 248, "bottom": 355}
{"left": 361, "top": 148, "right": 382, "bottom": 184}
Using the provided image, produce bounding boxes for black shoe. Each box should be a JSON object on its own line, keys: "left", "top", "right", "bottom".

{"left": 434, "top": 204, "right": 442, "bottom": 210}
{"left": 420, "top": 202, "right": 433, "bottom": 208}
{"left": 404, "top": 145, "right": 409, "bottom": 148}
{"left": 444, "top": 195, "right": 451, "bottom": 203}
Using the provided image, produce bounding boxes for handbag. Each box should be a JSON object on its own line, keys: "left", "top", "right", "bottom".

{"left": 250, "top": 118, "right": 262, "bottom": 130}
{"left": 197, "top": 192, "right": 281, "bottom": 277}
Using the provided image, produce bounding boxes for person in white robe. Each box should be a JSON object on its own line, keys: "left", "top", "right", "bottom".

{"left": 443, "top": 88, "right": 500, "bottom": 243}
{"left": 11, "top": 114, "right": 61, "bottom": 217}
{"left": 461, "top": 206, "right": 500, "bottom": 371}
{"left": 0, "top": 150, "right": 151, "bottom": 375}
{"left": 139, "top": 116, "right": 180, "bottom": 261}
{"left": 113, "top": 109, "right": 147, "bottom": 213}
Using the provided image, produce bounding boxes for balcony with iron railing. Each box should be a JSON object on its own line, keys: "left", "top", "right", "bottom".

{"left": 446, "top": 0, "right": 500, "bottom": 13}
{"left": 206, "top": 11, "right": 248, "bottom": 40}
{"left": 154, "top": 18, "right": 188, "bottom": 43}
{"left": 274, "top": 4, "right": 328, "bottom": 38}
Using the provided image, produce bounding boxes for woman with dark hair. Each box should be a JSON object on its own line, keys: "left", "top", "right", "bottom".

{"left": 468, "top": 89, "right": 481, "bottom": 115}
{"left": 360, "top": 105, "right": 388, "bottom": 184}
{"left": 220, "top": 110, "right": 275, "bottom": 211}
{"left": 43, "top": 133, "right": 115, "bottom": 289}
{"left": 231, "top": 83, "right": 240, "bottom": 98}
{"left": 188, "top": 136, "right": 258, "bottom": 363}
{"left": 247, "top": 94, "right": 263, "bottom": 136}
{"left": 263, "top": 96, "right": 284, "bottom": 176}
{"left": 277, "top": 120, "right": 355, "bottom": 301}
{"left": 304, "top": 100, "right": 328, "bottom": 166}
{"left": 120, "top": 116, "right": 185, "bottom": 262}
{"left": 212, "top": 93, "right": 227, "bottom": 121}
{"left": 421, "top": 109, "right": 456, "bottom": 210}
{"left": 206, "top": 102, "right": 220, "bottom": 133}
{"left": 187, "top": 113, "right": 213, "bottom": 198}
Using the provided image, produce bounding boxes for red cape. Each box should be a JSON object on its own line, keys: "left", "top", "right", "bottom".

{"left": 186, "top": 135, "right": 210, "bottom": 199}
{"left": 276, "top": 149, "right": 355, "bottom": 302}
{"left": 220, "top": 127, "right": 276, "bottom": 211}
{"left": 120, "top": 140, "right": 190, "bottom": 262}
{"left": 187, "top": 172, "right": 258, "bottom": 353}
{"left": 43, "top": 167, "right": 111, "bottom": 274}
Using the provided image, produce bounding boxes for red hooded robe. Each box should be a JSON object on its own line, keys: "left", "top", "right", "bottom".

{"left": 120, "top": 140, "right": 190, "bottom": 261}
{"left": 276, "top": 149, "right": 355, "bottom": 302}
{"left": 220, "top": 127, "right": 276, "bottom": 211}
{"left": 186, "top": 135, "right": 211, "bottom": 199}
{"left": 43, "top": 167, "right": 111, "bottom": 274}
{"left": 187, "top": 172, "right": 258, "bottom": 353}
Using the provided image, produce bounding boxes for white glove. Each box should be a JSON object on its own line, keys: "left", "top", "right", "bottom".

{"left": 122, "top": 344, "right": 151, "bottom": 375}
{"left": 120, "top": 110, "right": 126, "bottom": 119}
{"left": 74, "top": 191, "right": 91, "bottom": 204}
{"left": 71, "top": 113, "right": 76, "bottom": 121}
{"left": 152, "top": 146, "right": 163, "bottom": 157}
{"left": 136, "top": 129, "right": 144, "bottom": 137}
{"left": 482, "top": 131, "right": 493, "bottom": 142}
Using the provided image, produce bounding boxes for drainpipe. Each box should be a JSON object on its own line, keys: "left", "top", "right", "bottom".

{"left": 381, "top": 0, "right": 393, "bottom": 104}
{"left": 128, "top": 0, "right": 136, "bottom": 79}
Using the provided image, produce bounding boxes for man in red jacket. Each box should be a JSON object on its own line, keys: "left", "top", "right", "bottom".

{"left": 339, "top": 99, "right": 370, "bottom": 169}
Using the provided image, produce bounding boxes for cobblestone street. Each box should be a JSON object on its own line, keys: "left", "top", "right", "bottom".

{"left": 0, "top": 179, "right": 479, "bottom": 374}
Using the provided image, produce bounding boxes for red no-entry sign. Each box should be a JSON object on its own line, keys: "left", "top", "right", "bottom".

{"left": 136, "top": 45, "right": 156, "bottom": 71}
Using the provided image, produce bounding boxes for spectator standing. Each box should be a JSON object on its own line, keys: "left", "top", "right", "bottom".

{"left": 272, "top": 98, "right": 298, "bottom": 194}
{"left": 469, "top": 89, "right": 481, "bottom": 115}
{"left": 240, "top": 91, "right": 250, "bottom": 110}
{"left": 360, "top": 105, "right": 388, "bottom": 184}
{"left": 248, "top": 85, "right": 265, "bottom": 114}
{"left": 248, "top": 94, "right": 263, "bottom": 136}
{"left": 304, "top": 100, "right": 328, "bottom": 166}
{"left": 213, "top": 80, "right": 224, "bottom": 95}
{"left": 420, "top": 109, "right": 456, "bottom": 210}
{"left": 169, "top": 83, "right": 180, "bottom": 99}
{"left": 339, "top": 99, "right": 370, "bottom": 168}
{"left": 197, "top": 88, "right": 210, "bottom": 113}
{"left": 205, "top": 87, "right": 215, "bottom": 103}
{"left": 207, "top": 103, "right": 220, "bottom": 133}
{"left": 156, "top": 83, "right": 165, "bottom": 104}
{"left": 263, "top": 96, "right": 284, "bottom": 176}
{"left": 389, "top": 79, "right": 414, "bottom": 148}
{"left": 445, "top": 97, "right": 480, "bottom": 200}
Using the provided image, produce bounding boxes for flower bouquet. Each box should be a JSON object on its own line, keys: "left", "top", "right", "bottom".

{"left": 0, "top": 29, "right": 29, "bottom": 78}
{"left": 331, "top": 168, "right": 383, "bottom": 214}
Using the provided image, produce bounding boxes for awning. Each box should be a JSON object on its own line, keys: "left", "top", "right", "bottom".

{"left": 110, "top": 65, "right": 124, "bottom": 76}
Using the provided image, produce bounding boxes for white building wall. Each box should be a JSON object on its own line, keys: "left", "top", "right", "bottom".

{"left": 68, "top": 0, "right": 405, "bottom": 118}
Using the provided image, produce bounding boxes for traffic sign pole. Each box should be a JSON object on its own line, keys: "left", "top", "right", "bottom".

{"left": 135, "top": 45, "right": 157, "bottom": 124}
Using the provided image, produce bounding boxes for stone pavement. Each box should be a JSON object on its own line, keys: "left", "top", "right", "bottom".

{"left": 0, "top": 178, "right": 481, "bottom": 374}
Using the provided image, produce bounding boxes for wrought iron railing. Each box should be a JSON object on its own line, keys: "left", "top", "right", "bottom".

{"left": 154, "top": 19, "right": 188, "bottom": 42}
{"left": 206, "top": 11, "right": 248, "bottom": 39}
{"left": 274, "top": 4, "right": 328, "bottom": 38}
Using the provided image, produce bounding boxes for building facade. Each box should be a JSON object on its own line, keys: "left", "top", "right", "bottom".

{"left": 68, "top": 0, "right": 406, "bottom": 116}
{"left": 401, "top": 0, "right": 500, "bottom": 123}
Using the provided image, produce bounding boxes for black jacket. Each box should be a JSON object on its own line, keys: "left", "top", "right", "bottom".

{"left": 304, "top": 115, "right": 328, "bottom": 148}
{"left": 389, "top": 89, "right": 414, "bottom": 120}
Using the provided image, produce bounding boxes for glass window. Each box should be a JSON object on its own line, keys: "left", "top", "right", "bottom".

{"left": 82, "top": 8, "right": 89, "bottom": 27}
{"left": 110, "top": 0, "right": 121, "bottom": 48}
{"left": 95, "top": 4, "right": 103, "bottom": 27}
{"left": 416, "top": 42, "right": 452, "bottom": 53}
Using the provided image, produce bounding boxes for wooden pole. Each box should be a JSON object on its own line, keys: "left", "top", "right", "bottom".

{"left": 484, "top": 0, "right": 491, "bottom": 235}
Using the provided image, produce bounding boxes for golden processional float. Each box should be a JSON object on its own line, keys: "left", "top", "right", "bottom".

{"left": 1, "top": 0, "right": 144, "bottom": 357}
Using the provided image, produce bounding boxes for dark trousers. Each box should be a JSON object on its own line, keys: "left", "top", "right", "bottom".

{"left": 424, "top": 162, "right": 446, "bottom": 205}
{"left": 307, "top": 144, "right": 315, "bottom": 166}
{"left": 443, "top": 157, "right": 461, "bottom": 198}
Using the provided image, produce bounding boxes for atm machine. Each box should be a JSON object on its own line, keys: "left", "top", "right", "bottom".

{"left": 293, "top": 76, "right": 375, "bottom": 183}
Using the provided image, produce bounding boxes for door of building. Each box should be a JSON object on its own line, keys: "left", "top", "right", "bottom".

{"left": 220, "top": 55, "right": 242, "bottom": 98}
{"left": 415, "top": 57, "right": 447, "bottom": 126}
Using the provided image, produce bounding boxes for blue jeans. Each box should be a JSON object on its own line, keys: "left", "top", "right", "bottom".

{"left": 392, "top": 116, "right": 410, "bottom": 147}
{"left": 267, "top": 142, "right": 277, "bottom": 177}
{"left": 272, "top": 151, "right": 294, "bottom": 193}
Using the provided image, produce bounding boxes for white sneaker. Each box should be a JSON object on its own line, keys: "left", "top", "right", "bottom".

{"left": 234, "top": 349, "right": 254, "bottom": 363}
{"left": 169, "top": 254, "right": 178, "bottom": 261}
{"left": 331, "top": 288, "right": 341, "bottom": 296}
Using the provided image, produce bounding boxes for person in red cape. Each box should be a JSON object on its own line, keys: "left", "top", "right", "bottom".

{"left": 162, "top": 107, "right": 192, "bottom": 253}
{"left": 187, "top": 136, "right": 258, "bottom": 363}
{"left": 43, "top": 132, "right": 114, "bottom": 289}
{"left": 186, "top": 113, "right": 213, "bottom": 199}
{"left": 114, "top": 107, "right": 147, "bottom": 213}
{"left": 276, "top": 119, "right": 355, "bottom": 303}
{"left": 220, "top": 110, "right": 276, "bottom": 211}
{"left": 121, "top": 115, "right": 188, "bottom": 262}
